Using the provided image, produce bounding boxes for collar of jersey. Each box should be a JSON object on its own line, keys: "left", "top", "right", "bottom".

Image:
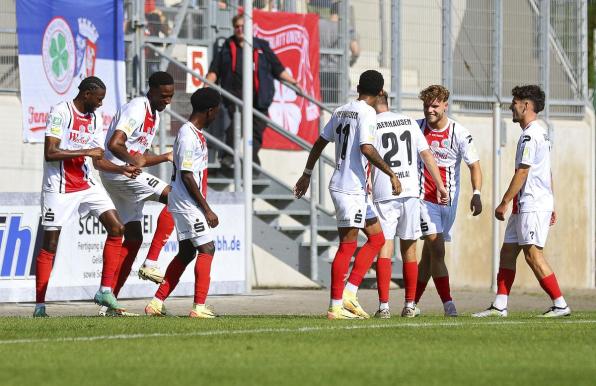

{"left": 425, "top": 118, "right": 451, "bottom": 133}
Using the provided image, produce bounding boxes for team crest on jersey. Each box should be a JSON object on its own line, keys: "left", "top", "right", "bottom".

{"left": 441, "top": 139, "right": 450, "bottom": 148}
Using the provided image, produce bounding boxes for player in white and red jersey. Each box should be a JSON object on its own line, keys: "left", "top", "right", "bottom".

{"left": 370, "top": 92, "right": 447, "bottom": 319}
{"left": 99, "top": 72, "right": 175, "bottom": 310}
{"left": 145, "top": 88, "right": 221, "bottom": 318}
{"left": 414, "top": 85, "right": 483, "bottom": 317}
{"left": 294, "top": 70, "right": 401, "bottom": 320}
{"left": 34, "top": 77, "right": 141, "bottom": 317}
{"left": 473, "top": 85, "right": 570, "bottom": 318}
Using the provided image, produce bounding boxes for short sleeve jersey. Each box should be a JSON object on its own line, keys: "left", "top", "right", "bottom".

{"left": 321, "top": 100, "right": 376, "bottom": 195}
{"left": 169, "top": 122, "right": 209, "bottom": 213}
{"left": 102, "top": 96, "right": 160, "bottom": 179}
{"left": 372, "top": 112, "right": 428, "bottom": 202}
{"left": 42, "top": 101, "right": 102, "bottom": 193}
{"left": 512, "top": 121, "right": 553, "bottom": 213}
{"left": 417, "top": 118, "right": 479, "bottom": 205}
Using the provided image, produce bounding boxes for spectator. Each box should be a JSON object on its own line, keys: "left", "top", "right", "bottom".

{"left": 206, "top": 13, "right": 299, "bottom": 167}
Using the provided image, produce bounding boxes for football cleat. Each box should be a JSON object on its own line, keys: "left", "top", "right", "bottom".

{"left": 145, "top": 299, "right": 168, "bottom": 317}
{"left": 472, "top": 304, "right": 508, "bottom": 318}
{"left": 138, "top": 265, "right": 165, "bottom": 284}
{"left": 537, "top": 305, "right": 571, "bottom": 318}
{"left": 94, "top": 290, "right": 125, "bottom": 311}
{"left": 401, "top": 306, "right": 417, "bottom": 318}
{"left": 374, "top": 308, "right": 391, "bottom": 319}
{"left": 33, "top": 306, "right": 49, "bottom": 318}
{"left": 343, "top": 290, "right": 370, "bottom": 319}
{"left": 443, "top": 300, "right": 458, "bottom": 317}
{"left": 98, "top": 306, "right": 139, "bottom": 317}
{"left": 327, "top": 305, "right": 363, "bottom": 320}
{"left": 189, "top": 304, "right": 217, "bottom": 319}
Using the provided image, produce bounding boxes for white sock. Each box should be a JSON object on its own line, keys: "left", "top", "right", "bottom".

{"left": 493, "top": 294, "right": 508, "bottom": 310}
{"left": 143, "top": 259, "right": 158, "bottom": 268}
{"left": 100, "top": 286, "right": 112, "bottom": 293}
{"left": 379, "top": 302, "right": 389, "bottom": 311}
{"left": 35, "top": 303, "right": 45, "bottom": 309}
{"left": 330, "top": 299, "right": 343, "bottom": 307}
{"left": 344, "top": 282, "right": 358, "bottom": 294}
{"left": 405, "top": 301, "right": 414, "bottom": 309}
{"left": 553, "top": 296, "right": 567, "bottom": 308}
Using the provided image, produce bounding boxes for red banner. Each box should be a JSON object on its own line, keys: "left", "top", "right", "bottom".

{"left": 254, "top": 10, "right": 320, "bottom": 150}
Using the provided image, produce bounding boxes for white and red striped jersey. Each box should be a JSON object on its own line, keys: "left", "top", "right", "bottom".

{"left": 512, "top": 121, "right": 553, "bottom": 213}
{"left": 321, "top": 99, "right": 377, "bottom": 195}
{"left": 42, "top": 101, "right": 102, "bottom": 193}
{"left": 417, "top": 118, "right": 479, "bottom": 205}
{"left": 102, "top": 96, "right": 159, "bottom": 180}
{"left": 168, "top": 122, "right": 209, "bottom": 213}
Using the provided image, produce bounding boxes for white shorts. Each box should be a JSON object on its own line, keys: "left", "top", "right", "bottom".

{"left": 329, "top": 190, "right": 377, "bottom": 228}
{"left": 41, "top": 186, "right": 115, "bottom": 229}
{"left": 504, "top": 212, "right": 551, "bottom": 248}
{"left": 375, "top": 197, "right": 421, "bottom": 240}
{"left": 419, "top": 200, "right": 457, "bottom": 242}
{"left": 101, "top": 172, "right": 169, "bottom": 224}
{"left": 171, "top": 208, "right": 213, "bottom": 247}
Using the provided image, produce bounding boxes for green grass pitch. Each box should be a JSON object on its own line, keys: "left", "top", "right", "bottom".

{"left": 1, "top": 313, "right": 595, "bottom": 386}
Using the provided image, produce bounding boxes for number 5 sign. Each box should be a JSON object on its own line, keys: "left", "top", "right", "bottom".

{"left": 186, "top": 46, "right": 209, "bottom": 93}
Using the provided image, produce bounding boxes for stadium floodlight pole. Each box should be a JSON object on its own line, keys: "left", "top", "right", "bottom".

{"left": 242, "top": 0, "right": 254, "bottom": 293}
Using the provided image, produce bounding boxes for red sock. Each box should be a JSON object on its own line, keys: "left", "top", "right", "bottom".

{"left": 433, "top": 275, "right": 452, "bottom": 303}
{"left": 194, "top": 253, "right": 214, "bottom": 304}
{"left": 35, "top": 249, "right": 55, "bottom": 303}
{"left": 112, "top": 239, "right": 142, "bottom": 297}
{"left": 146, "top": 207, "right": 175, "bottom": 262}
{"left": 347, "top": 232, "right": 385, "bottom": 287}
{"left": 539, "top": 273, "right": 562, "bottom": 300}
{"left": 403, "top": 261, "right": 418, "bottom": 303}
{"left": 330, "top": 241, "right": 357, "bottom": 300}
{"left": 155, "top": 254, "right": 190, "bottom": 301}
{"left": 415, "top": 280, "right": 428, "bottom": 303}
{"left": 376, "top": 258, "right": 392, "bottom": 303}
{"left": 496, "top": 268, "right": 516, "bottom": 295}
{"left": 100, "top": 236, "right": 123, "bottom": 288}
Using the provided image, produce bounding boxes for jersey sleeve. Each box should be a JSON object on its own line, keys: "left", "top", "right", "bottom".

{"left": 114, "top": 100, "right": 145, "bottom": 138}
{"left": 457, "top": 125, "right": 480, "bottom": 165}
{"left": 321, "top": 114, "right": 336, "bottom": 142}
{"left": 358, "top": 107, "right": 376, "bottom": 145}
{"left": 519, "top": 134, "right": 537, "bottom": 167}
{"left": 413, "top": 123, "right": 429, "bottom": 154}
{"left": 176, "top": 132, "right": 198, "bottom": 172}
{"left": 45, "top": 104, "right": 69, "bottom": 140}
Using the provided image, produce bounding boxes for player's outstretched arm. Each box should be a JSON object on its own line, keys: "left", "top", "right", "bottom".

{"left": 44, "top": 137, "right": 103, "bottom": 162}
{"left": 360, "top": 144, "right": 402, "bottom": 196}
{"left": 141, "top": 150, "right": 173, "bottom": 167}
{"left": 468, "top": 161, "right": 483, "bottom": 216}
{"left": 495, "top": 165, "right": 529, "bottom": 221}
{"left": 293, "top": 137, "right": 329, "bottom": 198}
{"left": 419, "top": 149, "right": 448, "bottom": 204}
{"left": 108, "top": 130, "right": 144, "bottom": 166}
{"left": 92, "top": 159, "right": 141, "bottom": 179}
{"left": 181, "top": 170, "right": 218, "bottom": 228}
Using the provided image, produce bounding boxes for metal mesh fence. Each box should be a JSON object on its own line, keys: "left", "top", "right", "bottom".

{"left": 0, "top": 0, "right": 18, "bottom": 92}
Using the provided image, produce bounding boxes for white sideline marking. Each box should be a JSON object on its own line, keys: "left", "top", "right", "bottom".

{"left": 1, "top": 319, "right": 594, "bottom": 345}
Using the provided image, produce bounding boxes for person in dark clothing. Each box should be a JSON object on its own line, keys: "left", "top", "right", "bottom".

{"left": 206, "top": 13, "right": 299, "bottom": 166}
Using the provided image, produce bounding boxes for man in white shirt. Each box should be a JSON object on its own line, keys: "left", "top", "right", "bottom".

{"left": 473, "top": 85, "right": 570, "bottom": 318}
{"left": 370, "top": 92, "right": 447, "bottom": 318}
{"left": 145, "top": 88, "right": 222, "bottom": 318}
{"left": 414, "top": 85, "right": 483, "bottom": 317}
{"left": 293, "top": 70, "right": 401, "bottom": 320}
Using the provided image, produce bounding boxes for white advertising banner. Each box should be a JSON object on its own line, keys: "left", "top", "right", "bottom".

{"left": 0, "top": 193, "right": 245, "bottom": 302}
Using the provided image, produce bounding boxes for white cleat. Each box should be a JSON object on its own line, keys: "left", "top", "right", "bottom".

{"left": 472, "top": 304, "right": 508, "bottom": 318}
{"left": 443, "top": 300, "right": 458, "bottom": 317}
{"left": 537, "top": 306, "right": 571, "bottom": 318}
{"left": 374, "top": 308, "right": 391, "bottom": 319}
{"left": 138, "top": 265, "right": 165, "bottom": 284}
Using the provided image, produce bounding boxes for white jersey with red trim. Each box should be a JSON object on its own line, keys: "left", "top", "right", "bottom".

{"left": 321, "top": 99, "right": 377, "bottom": 195}
{"left": 512, "top": 121, "right": 553, "bottom": 213}
{"left": 417, "top": 118, "right": 479, "bottom": 205}
{"left": 42, "top": 101, "right": 102, "bottom": 193}
{"left": 372, "top": 111, "right": 428, "bottom": 202}
{"left": 102, "top": 96, "right": 160, "bottom": 180}
{"left": 169, "top": 122, "right": 209, "bottom": 213}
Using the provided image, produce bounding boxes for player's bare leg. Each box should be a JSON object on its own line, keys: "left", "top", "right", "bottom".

{"left": 142, "top": 186, "right": 174, "bottom": 281}
{"left": 400, "top": 239, "right": 419, "bottom": 317}
{"left": 189, "top": 241, "right": 217, "bottom": 318}
{"left": 33, "top": 230, "right": 61, "bottom": 317}
{"left": 522, "top": 244, "right": 570, "bottom": 317}
{"left": 374, "top": 239, "right": 393, "bottom": 318}
{"left": 328, "top": 226, "right": 361, "bottom": 319}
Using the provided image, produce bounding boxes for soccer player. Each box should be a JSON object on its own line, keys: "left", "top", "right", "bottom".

{"left": 144, "top": 88, "right": 221, "bottom": 318}
{"left": 371, "top": 92, "right": 448, "bottom": 319}
{"left": 414, "top": 85, "right": 483, "bottom": 317}
{"left": 34, "top": 77, "right": 141, "bottom": 317}
{"left": 293, "top": 70, "right": 401, "bottom": 320}
{"left": 473, "top": 85, "right": 570, "bottom": 318}
{"left": 100, "top": 71, "right": 175, "bottom": 309}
